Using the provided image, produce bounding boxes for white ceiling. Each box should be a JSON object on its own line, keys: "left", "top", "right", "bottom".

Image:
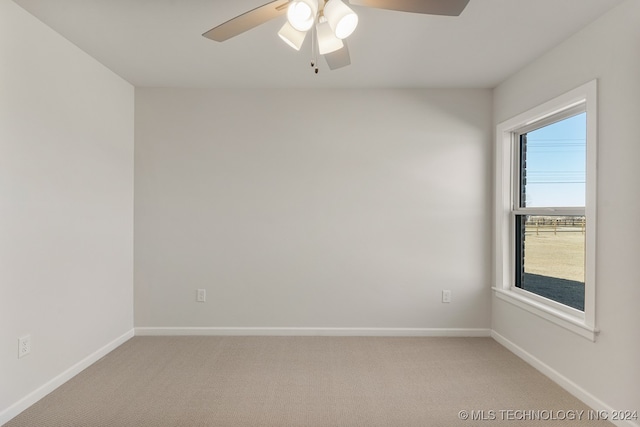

{"left": 13, "top": 0, "right": 624, "bottom": 88}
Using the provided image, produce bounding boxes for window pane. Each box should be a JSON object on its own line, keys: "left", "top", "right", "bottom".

{"left": 520, "top": 113, "right": 586, "bottom": 208}
{"left": 515, "top": 215, "right": 585, "bottom": 311}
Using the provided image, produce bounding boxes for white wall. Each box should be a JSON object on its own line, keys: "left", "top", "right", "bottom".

{"left": 0, "top": 0, "right": 134, "bottom": 422}
{"left": 135, "top": 88, "right": 492, "bottom": 332}
{"left": 493, "top": 0, "right": 640, "bottom": 418}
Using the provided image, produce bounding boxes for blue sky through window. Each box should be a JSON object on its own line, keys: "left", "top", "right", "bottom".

{"left": 523, "top": 112, "right": 586, "bottom": 208}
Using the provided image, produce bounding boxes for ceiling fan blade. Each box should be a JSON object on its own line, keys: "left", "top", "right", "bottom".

{"left": 324, "top": 42, "right": 351, "bottom": 70}
{"left": 203, "top": 0, "right": 289, "bottom": 42}
{"left": 348, "top": 0, "right": 470, "bottom": 16}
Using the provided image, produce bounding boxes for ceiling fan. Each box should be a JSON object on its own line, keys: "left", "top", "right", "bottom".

{"left": 203, "top": 0, "right": 470, "bottom": 73}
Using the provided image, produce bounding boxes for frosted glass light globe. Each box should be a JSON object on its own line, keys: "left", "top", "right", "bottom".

{"left": 324, "top": 0, "right": 358, "bottom": 39}
{"left": 287, "top": 0, "right": 318, "bottom": 32}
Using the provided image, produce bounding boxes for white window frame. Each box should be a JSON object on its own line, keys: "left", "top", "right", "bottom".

{"left": 493, "top": 80, "right": 598, "bottom": 341}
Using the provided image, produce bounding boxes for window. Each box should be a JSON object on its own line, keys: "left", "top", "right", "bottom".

{"left": 515, "top": 111, "right": 586, "bottom": 311}
{"left": 494, "top": 81, "right": 597, "bottom": 341}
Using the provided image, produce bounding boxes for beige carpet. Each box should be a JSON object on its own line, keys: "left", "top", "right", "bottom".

{"left": 4, "top": 337, "right": 613, "bottom": 427}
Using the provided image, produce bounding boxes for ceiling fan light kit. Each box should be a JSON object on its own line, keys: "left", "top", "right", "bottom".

{"left": 203, "top": 0, "right": 470, "bottom": 72}
{"left": 282, "top": 0, "right": 356, "bottom": 68}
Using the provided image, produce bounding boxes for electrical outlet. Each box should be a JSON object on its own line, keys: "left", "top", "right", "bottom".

{"left": 18, "top": 335, "right": 31, "bottom": 358}
{"left": 196, "top": 289, "right": 206, "bottom": 302}
{"left": 442, "top": 290, "right": 452, "bottom": 303}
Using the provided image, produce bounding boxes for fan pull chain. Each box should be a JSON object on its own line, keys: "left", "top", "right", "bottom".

{"left": 310, "top": 24, "right": 319, "bottom": 74}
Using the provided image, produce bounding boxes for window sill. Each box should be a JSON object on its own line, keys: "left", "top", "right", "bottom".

{"left": 492, "top": 287, "right": 598, "bottom": 341}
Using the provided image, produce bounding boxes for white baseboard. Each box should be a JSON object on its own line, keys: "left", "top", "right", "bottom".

{"left": 492, "top": 331, "right": 639, "bottom": 427}
{"left": 135, "top": 327, "right": 492, "bottom": 337}
{"left": 0, "top": 328, "right": 135, "bottom": 426}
